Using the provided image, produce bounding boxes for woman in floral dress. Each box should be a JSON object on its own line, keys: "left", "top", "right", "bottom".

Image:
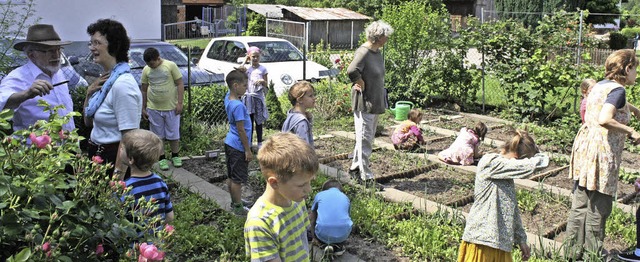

{"left": 565, "top": 49, "right": 640, "bottom": 260}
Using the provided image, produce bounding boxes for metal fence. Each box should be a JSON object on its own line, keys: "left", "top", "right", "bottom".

{"left": 471, "top": 9, "right": 624, "bottom": 113}
{"left": 163, "top": 19, "right": 243, "bottom": 41}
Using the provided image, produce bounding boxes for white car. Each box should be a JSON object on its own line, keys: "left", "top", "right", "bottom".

{"left": 198, "top": 36, "right": 334, "bottom": 95}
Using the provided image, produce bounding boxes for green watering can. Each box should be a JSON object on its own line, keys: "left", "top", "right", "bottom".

{"left": 389, "top": 101, "right": 414, "bottom": 121}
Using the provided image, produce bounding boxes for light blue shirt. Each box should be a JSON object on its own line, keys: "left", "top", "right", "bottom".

{"left": 312, "top": 188, "right": 352, "bottom": 244}
{"left": 90, "top": 73, "right": 141, "bottom": 144}
{"left": 0, "top": 60, "right": 75, "bottom": 131}
{"left": 224, "top": 91, "right": 252, "bottom": 152}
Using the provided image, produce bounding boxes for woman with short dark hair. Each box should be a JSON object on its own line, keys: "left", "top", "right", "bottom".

{"left": 83, "top": 19, "right": 142, "bottom": 178}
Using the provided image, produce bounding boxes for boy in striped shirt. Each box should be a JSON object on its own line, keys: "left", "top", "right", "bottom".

{"left": 120, "top": 129, "right": 174, "bottom": 227}
{"left": 244, "top": 132, "right": 319, "bottom": 262}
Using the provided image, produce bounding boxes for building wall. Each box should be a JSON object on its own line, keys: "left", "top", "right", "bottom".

{"left": 309, "top": 20, "right": 367, "bottom": 49}
{"left": 8, "top": 0, "right": 161, "bottom": 41}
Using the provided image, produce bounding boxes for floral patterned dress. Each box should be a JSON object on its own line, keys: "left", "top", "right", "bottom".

{"left": 569, "top": 80, "right": 630, "bottom": 196}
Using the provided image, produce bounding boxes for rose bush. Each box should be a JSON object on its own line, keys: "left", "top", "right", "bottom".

{"left": 0, "top": 101, "right": 174, "bottom": 261}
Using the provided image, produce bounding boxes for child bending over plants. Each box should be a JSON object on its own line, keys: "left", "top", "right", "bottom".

{"left": 438, "top": 121, "right": 488, "bottom": 166}
{"left": 458, "top": 129, "right": 548, "bottom": 262}
{"left": 391, "top": 108, "right": 425, "bottom": 151}
{"left": 309, "top": 179, "right": 352, "bottom": 257}
{"left": 244, "top": 132, "right": 319, "bottom": 261}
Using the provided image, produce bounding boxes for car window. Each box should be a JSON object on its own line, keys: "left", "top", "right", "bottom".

{"left": 207, "top": 41, "right": 226, "bottom": 60}
{"left": 129, "top": 45, "right": 190, "bottom": 69}
{"left": 247, "top": 41, "right": 302, "bottom": 63}
{"left": 223, "top": 41, "right": 245, "bottom": 63}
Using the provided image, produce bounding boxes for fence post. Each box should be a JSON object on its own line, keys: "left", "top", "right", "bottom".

{"left": 481, "top": 8, "right": 485, "bottom": 113}
{"left": 187, "top": 45, "right": 193, "bottom": 134}
{"left": 575, "top": 10, "right": 584, "bottom": 113}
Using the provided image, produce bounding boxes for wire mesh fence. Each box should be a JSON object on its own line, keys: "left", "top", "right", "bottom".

{"left": 472, "top": 9, "right": 625, "bottom": 114}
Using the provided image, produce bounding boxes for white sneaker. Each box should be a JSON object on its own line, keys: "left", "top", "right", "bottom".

{"left": 257, "top": 142, "right": 263, "bottom": 149}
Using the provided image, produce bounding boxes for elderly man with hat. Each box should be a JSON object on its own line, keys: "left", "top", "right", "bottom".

{"left": 0, "top": 24, "right": 75, "bottom": 131}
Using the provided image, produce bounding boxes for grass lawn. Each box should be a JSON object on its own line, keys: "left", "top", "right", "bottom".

{"left": 168, "top": 38, "right": 211, "bottom": 49}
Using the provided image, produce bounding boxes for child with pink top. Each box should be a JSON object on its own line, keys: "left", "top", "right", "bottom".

{"left": 438, "top": 121, "right": 488, "bottom": 166}
{"left": 579, "top": 78, "right": 596, "bottom": 124}
{"left": 391, "top": 109, "right": 425, "bottom": 151}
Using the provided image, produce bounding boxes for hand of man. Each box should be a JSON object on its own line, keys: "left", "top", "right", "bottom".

{"left": 142, "top": 108, "right": 148, "bottom": 120}
{"left": 27, "top": 79, "right": 54, "bottom": 98}
{"left": 245, "top": 151, "right": 253, "bottom": 162}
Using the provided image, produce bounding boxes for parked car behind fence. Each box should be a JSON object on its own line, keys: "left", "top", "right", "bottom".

{"left": 70, "top": 40, "right": 224, "bottom": 89}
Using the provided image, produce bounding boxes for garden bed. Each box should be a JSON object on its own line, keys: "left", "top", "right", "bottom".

{"left": 180, "top": 158, "right": 410, "bottom": 261}
{"left": 457, "top": 187, "right": 571, "bottom": 238}
{"left": 314, "top": 135, "right": 355, "bottom": 158}
{"left": 540, "top": 168, "right": 637, "bottom": 202}
{"left": 384, "top": 166, "right": 475, "bottom": 204}
{"left": 325, "top": 147, "right": 434, "bottom": 178}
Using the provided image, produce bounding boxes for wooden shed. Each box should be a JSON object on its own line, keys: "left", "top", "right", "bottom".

{"left": 282, "top": 7, "right": 371, "bottom": 50}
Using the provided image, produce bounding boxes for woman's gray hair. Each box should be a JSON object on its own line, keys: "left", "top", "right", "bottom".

{"left": 365, "top": 20, "right": 394, "bottom": 44}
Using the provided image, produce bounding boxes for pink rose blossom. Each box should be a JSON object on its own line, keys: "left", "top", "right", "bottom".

{"left": 164, "top": 224, "right": 174, "bottom": 234}
{"left": 138, "top": 243, "right": 164, "bottom": 261}
{"left": 46, "top": 250, "right": 52, "bottom": 258}
{"left": 58, "top": 130, "right": 68, "bottom": 140}
{"left": 29, "top": 133, "right": 51, "bottom": 149}
{"left": 42, "top": 242, "right": 50, "bottom": 252}
{"left": 91, "top": 155, "right": 104, "bottom": 164}
{"left": 95, "top": 243, "right": 104, "bottom": 255}
{"left": 119, "top": 181, "right": 127, "bottom": 190}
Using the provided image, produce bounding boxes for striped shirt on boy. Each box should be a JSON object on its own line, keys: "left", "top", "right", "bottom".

{"left": 244, "top": 197, "right": 310, "bottom": 262}
{"left": 121, "top": 173, "right": 173, "bottom": 221}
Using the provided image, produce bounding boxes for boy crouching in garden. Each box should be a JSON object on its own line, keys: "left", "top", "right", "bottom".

{"left": 244, "top": 132, "right": 319, "bottom": 261}
{"left": 120, "top": 129, "right": 174, "bottom": 228}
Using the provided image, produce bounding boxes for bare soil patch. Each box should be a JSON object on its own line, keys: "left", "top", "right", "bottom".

{"left": 314, "top": 136, "right": 356, "bottom": 158}
{"left": 385, "top": 167, "right": 474, "bottom": 204}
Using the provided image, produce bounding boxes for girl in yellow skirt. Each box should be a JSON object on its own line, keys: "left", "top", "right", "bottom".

{"left": 457, "top": 130, "right": 549, "bottom": 262}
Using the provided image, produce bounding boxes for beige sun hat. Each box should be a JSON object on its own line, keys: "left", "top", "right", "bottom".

{"left": 13, "top": 24, "right": 71, "bottom": 51}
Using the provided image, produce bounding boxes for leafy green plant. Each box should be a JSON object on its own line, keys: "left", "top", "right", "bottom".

{"left": 169, "top": 187, "right": 246, "bottom": 261}
{"left": 619, "top": 169, "right": 640, "bottom": 184}
{"left": 605, "top": 206, "right": 636, "bottom": 250}
{"left": 382, "top": 0, "right": 475, "bottom": 108}
{"left": 265, "top": 82, "right": 286, "bottom": 130}
{"left": 0, "top": 102, "right": 174, "bottom": 261}
{"left": 517, "top": 189, "right": 538, "bottom": 212}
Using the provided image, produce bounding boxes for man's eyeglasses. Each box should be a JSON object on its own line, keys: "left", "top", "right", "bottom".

{"left": 32, "top": 48, "right": 62, "bottom": 55}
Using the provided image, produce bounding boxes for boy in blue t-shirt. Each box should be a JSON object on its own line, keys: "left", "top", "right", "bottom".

{"left": 119, "top": 129, "right": 174, "bottom": 228}
{"left": 224, "top": 69, "right": 253, "bottom": 216}
{"left": 310, "top": 179, "right": 353, "bottom": 255}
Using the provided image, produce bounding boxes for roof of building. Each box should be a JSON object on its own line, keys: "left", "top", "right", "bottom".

{"left": 246, "top": 4, "right": 285, "bottom": 18}
{"left": 246, "top": 4, "right": 371, "bottom": 21}
{"left": 284, "top": 7, "right": 371, "bottom": 21}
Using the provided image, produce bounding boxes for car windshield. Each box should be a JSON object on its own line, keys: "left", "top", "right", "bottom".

{"left": 247, "top": 41, "right": 303, "bottom": 63}
{"left": 129, "top": 44, "right": 189, "bottom": 68}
